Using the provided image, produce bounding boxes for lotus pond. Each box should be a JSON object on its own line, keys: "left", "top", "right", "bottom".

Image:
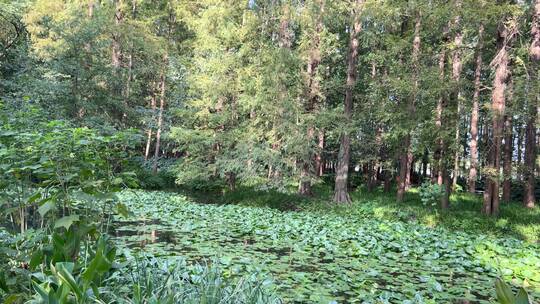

{"left": 113, "top": 190, "right": 540, "bottom": 303}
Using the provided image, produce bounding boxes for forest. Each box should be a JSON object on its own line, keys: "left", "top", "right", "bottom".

{"left": 0, "top": 0, "right": 539, "bottom": 303}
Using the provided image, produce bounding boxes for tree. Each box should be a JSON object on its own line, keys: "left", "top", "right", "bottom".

{"left": 333, "top": 0, "right": 364, "bottom": 204}
{"left": 523, "top": 0, "right": 539, "bottom": 208}
{"left": 468, "top": 23, "right": 484, "bottom": 193}
{"left": 483, "top": 15, "right": 517, "bottom": 216}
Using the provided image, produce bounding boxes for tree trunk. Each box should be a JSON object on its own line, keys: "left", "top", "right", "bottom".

{"left": 145, "top": 93, "right": 156, "bottom": 160}
{"left": 299, "top": 0, "right": 324, "bottom": 196}
{"left": 153, "top": 70, "right": 166, "bottom": 173}
{"left": 88, "top": 0, "right": 94, "bottom": 18}
{"left": 516, "top": 123, "right": 523, "bottom": 181}
{"left": 397, "top": 12, "right": 421, "bottom": 201}
{"left": 421, "top": 148, "right": 428, "bottom": 179}
{"left": 227, "top": 172, "right": 236, "bottom": 191}
{"left": 524, "top": 0, "right": 540, "bottom": 208}
{"left": 502, "top": 77, "right": 513, "bottom": 203}
{"left": 397, "top": 134, "right": 410, "bottom": 202}
{"left": 112, "top": 0, "right": 122, "bottom": 69}
{"left": 316, "top": 130, "right": 325, "bottom": 177}
{"left": 483, "top": 20, "right": 514, "bottom": 216}
{"left": 334, "top": 0, "right": 364, "bottom": 203}
{"left": 468, "top": 24, "right": 484, "bottom": 193}
{"left": 435, "top": 24, "right": 449, "bottom": 187}
{"left": 450, "top": 0, "right": 463, "bottom": 195}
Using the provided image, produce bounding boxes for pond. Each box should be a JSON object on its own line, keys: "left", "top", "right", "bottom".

{"left": 112, "top": 190, "right": 540, "bottom": 303}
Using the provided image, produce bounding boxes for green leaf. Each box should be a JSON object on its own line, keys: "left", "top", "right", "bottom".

{"left": 515, "top": 288, "right": 531, "bottom": 304}
{"left": 55, "top": 262, "right": 83, "bottom": 301}
{"left": 116, "top": 202, "right": 129, "bottom": 218}
{"left": 0, "top": 271, "right": 8, "bottom": 292}
{"left": 27, "top": 192, "right": 42, "bottom": 203}
{"left": 495, "top": 278, "right": 515, "bottom": 304}
{"left": 32, "top": 281, "right": 50, "bottom": 302}
{"left": 54, "top": 215, "right": 80, "bottom": 230}
{"left": 29, "top": 249, "right": 44, "bottom": 269}
{"left": 37, "top": 199, "right": 55, "bottom": 217}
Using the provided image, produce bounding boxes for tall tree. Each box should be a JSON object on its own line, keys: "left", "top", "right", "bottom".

{"left": 299, "top": 0, "right": 325, "bottom": 196}
{"left": 334, "top": 0, "right": 364, "bottom": 203}
{"left": 523, "top": 0, "right": 539, "bottom": 208}
{"left": 483, "top": 17, "right": 516, "bottom": 216}
{"left": 450, "top": 0, "right": 463, "bottom": 191}
{"left": 397, "top": 10, "right": 422, "bottom": 202}
{"left": 468, "top": 23, "right": 484, "bottom": 193}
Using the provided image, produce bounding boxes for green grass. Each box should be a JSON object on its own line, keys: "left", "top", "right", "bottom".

{"left": 114, "top": 189, "right": 540, "bottom": 303}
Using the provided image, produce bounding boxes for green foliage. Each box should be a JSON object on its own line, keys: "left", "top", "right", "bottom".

{"left": 28, "top": 236, "right": 116, "bottom": 304}
{"left": 418, "top": 181, "right": 445, "bottom": 207}
{"left": 495, "top": 278, "right": 533, "bottom": 304}
{"left": 109, "top": 255, "right": 281, "bottom": 304}
{"left": 114, "top": 190, "right": 540, "bottom": 303}
{"left": 0, "top": 112, "right": 140, "bottom": 232}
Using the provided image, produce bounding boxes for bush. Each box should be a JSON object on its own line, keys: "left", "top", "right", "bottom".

{"left": 418, "top": 181, "right": 445, "bottom": 207}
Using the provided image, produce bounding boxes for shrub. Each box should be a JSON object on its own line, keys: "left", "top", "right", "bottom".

{"left": 418, "top": 181, "right": 445, "bottom": 207}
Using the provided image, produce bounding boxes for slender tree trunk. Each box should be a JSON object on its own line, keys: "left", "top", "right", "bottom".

{"left": 517, "top": 123, "right": 523, "bottom": 181}
{"left": 299, "top": 0, "right": 324, "bottom": 196}
{"left": 316, "top": 130, "right": 325, "bottom": 177}
{"left": 397, "top": 12, "right": 421, "bottom": 202}
{"left": 438, "top": 21, "right": 451, "bottom": 208}
{"left": 397, "top": 134, "right": 410, "bottom": 202}
{"left": 483, "top": 20, "right": 514, "bottom": 216}
{"left": 524, "top": 0, "right": 540, "bottom": 208}
{"left": 449, "top": 0, "right": 463, "bottom": 198}
{"left": 88, "top": 0, "right": 94, "bottom": 17}
{"left": 153, "top": 70, "right": 166, "bottom": 173}
{"left": 112, "top": 0, "right": 122, "bottom": 69}
{"left": 435, "top": 24, "right": 449, "bottom": 187}
{"left": 334, "top": 0, "right": 364, "bottom": 203}
{"left": 422, "top": 149, "right": 428, "bottom": 178}
{"left": 502, "top": 77, "right": 513, "bottom": 203}
{"left": 145, "top": 93, "right": 156, "bottom": 160}
{"left": 468, "top": 24, "right": 484, "bottom": 193}
{"left": 227, "top": 172, "right": 236, "bottom": 191}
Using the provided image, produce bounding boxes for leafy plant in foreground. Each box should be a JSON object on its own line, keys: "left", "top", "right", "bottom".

{"left": 109, "top": 254, "right": 281, "bottom": 304}
{"left": 28, "top": 236, "right": 117, "bottom": 304}
{"left": 495, "top": 278, "right": 533, "bottom": 304}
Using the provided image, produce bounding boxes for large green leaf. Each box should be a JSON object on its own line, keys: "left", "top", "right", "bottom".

{"left": 55, "top": 262, "right": 83, "bottom": 301}
{"left": 54, "top": 215, "right": 80, "bottom": 230}
{"left": 515, "top": 288, "right": 531, "bottom": 304}
{"left": 37, "top": 199, "right": 55, "bottom": 217}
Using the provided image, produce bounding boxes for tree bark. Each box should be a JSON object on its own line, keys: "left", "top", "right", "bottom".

{"left": 299, "top": 0, "right": 324, "bottom": 196}
{"left": 153, "top": 70, "right": 166, "bottom": 173}
{"left": 145, "top": 92, "right": 156, "bottom": 160}
{"left": 397, "top": 12, "right": 421, "bottom": 202}
{"left": 524, "top": 0, "right": 540, "bottom": 208}
{"left": 516, "top": 123, "right": 523, "bottom": 180}
{"left": 483, "top": 20, "right": 514, "bottom": 216}
{"left": 468, "top": 24, "right": 484, "bottom": 193}
{"left": 334, "top": 0, "right": 364, "bottom": 203}
{"left": 502, "top": 76, "right": 513, "bottom": 203}
{"left": 316, "top": 130, "right": 325, "bottom": 177}
{"left": 450, "top": 0, "right": 463, "bottom": 196}
{"left": 112, "top": 0, "right": 122, "bottom": 69}
{"left": 435, "top": 24, "right": 449, "bottom": 187}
